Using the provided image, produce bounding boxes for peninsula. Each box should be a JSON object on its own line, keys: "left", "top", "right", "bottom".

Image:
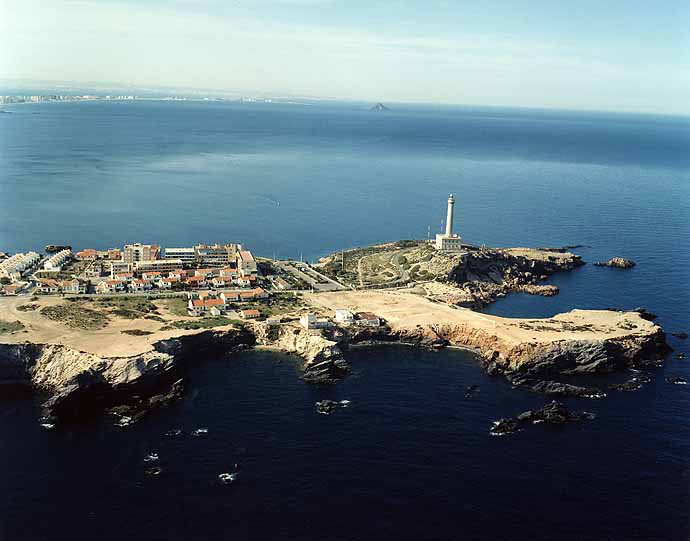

{"left": 0, "top": 195, "right": 671, "bottom": 424}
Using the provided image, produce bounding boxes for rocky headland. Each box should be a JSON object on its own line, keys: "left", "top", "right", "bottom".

{"left": 0, "top": 243, "right": 672, "bottom": 426}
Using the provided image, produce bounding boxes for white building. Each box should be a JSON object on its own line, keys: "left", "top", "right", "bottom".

{"left": 0, "top": 252, "right": 40, "bottom": 279}
{"left": 44, "top": 249, "right": 72, "bottom": 271}
{"left": 335, "top": 309, "right": 354, "bottom": 324}
{"left": 434, "top": 194, "right": 464, "bottom": 251}
{"left": 300, "top": 313, "right": 330, "bottom": 329}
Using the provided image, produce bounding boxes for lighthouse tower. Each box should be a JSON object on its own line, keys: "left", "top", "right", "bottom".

{"left": 445, "top": 193, "right": 455, "bottom": 236}
{"left": 435, "top": 193, "right": 463, "bottom": 251}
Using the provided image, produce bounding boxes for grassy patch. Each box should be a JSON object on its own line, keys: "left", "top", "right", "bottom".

{"left": 121, "top": 329, "right": 153, "bottom": 336}
{"left": 164, "top": 317, "right": 240, "bottom": 330}
{"left": 40, "top": 304, "right": 108, "bottom": 330}
{"left": 93, "top": 297, "right": 160, "bottom": 319}
{"left": 0, "top": 320, "right": 24, "bottom": 334}
{"left": 164, "top": 297, "right": 190, "bottom": 317}
{"left": 16, "top": 303, "right": 40, "bottom": 312}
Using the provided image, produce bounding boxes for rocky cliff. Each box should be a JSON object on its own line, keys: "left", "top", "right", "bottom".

{"left": 252, "top": 322, "right": 350, "bottom": 383}
{"left": 0, "top": 326, "right": 254, "bottom": 421}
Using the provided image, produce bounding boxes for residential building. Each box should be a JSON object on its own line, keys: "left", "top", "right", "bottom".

{"left": 300, "top": 313, "right": 330, "bottom": 329}
{"left": 220, "top": 291, "right": 240, "bottom": 302}
{"left": 252, "top": 287, "right": 269, "bottom": 299}
{"left": 75, "top": 249, "right": 99, "bottom": 260}
{"left": 43, "top": 249, "right": 72, "bottom": 271}
{"left": 133, "top": 259, "right": 183, "bottom": 273}
{"left": 130, "top": 279, "right": 153, "bottom": 292}
{"left": 114, "top": 272, "right": 134, "bottom": 281}
{"left": 141, "top": 271, "right": 162, "bottom": 281}
{"left": 97, "top": 280, "right": 127, "bottom": 294}
{"left": 194, "top": 244, "right": 239, "bottom": 267}
{"left": 335, "top": 309, "right": 354, "bottom": 324}
{"left": 0, "top": 252, "right": 40, "bottom": 279}
{"left": 211, "top": 277, "right": 226, "bottom": 288}
{"left": 241, "top": 309, "right": 260, "bottom": 319}
{"left": 187, "top": 298, "right": 226, "bottom": 316}
{"left": 236, "top": 275, "right": 257, "bottom": 287}
{"left": 61, "top": 279, "right": 87, "bottom": 294}
{"left": 106, "top": 248, "right": 122, "bottom": 260}
{"left": 237, "top": 250, "right": 257, "bottom": 276}
{"left": 356, "top": 312, "right": 380, "bottom": 327}
{"left": 123, "top": 243, "right": 160, "bottom": 264}
{"left": 185, "top": 276, "right": 207, "bottom": 288}
{"left": 265, "top": 316, "right": 282, "bottom": 326}
{"left": 38, "top": 278, "right": 61, "bottom": 294}
{"left": 168, "top": 270, "right": 187, "bottom": 280}
{"left": 108, "top": 261, "right": 132, "bottom": 275}
{"left": 2, "top": 284, "right": 22, "bottom": 296}
{"left": 164, "top": 247, "right": 196, "bottom": 263}
{"left": 157, "top": 277, "right": 177, "bottom": 289}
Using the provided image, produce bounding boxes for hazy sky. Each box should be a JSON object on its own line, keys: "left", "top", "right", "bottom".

{"left": 1, "top": 0, "right": 689, "bottom": 113}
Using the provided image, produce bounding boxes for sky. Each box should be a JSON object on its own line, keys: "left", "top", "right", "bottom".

{"left": 1, "top": 0, "right": 689, "bottom": 114}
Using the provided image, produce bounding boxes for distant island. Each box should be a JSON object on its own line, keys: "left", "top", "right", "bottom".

{"left": 370, "top": 102, "right": 390, "bottom": 111}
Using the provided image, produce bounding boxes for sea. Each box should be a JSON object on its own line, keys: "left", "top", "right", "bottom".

{"left": 0, "top": 100, "right": 689, "bottom": 540}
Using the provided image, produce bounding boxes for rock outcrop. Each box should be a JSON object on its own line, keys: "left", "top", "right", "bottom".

{"left": 490, "top": 401, "right": 595, "bottom": 435}
{"left": 252, "top": 322, "right": 350, "bottom": 383}
{"left": 0, "top": 327, "right": 254, "bottom": 422}
{"left": 432, "top": 247, "right": 584, "bottom": 308}
{"left": 594, "top": 257, "right": 636, "bottom": 269}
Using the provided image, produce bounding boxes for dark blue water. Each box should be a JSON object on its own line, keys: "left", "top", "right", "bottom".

{"left": 1, "top": 101, "right": 689, "bottom": 539}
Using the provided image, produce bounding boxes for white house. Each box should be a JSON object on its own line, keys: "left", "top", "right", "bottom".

{"left": 300, "top": 313, "right": 330, "bottom": 330}
{"left": 335, "top": 309, "right": 354, "bottom": 324}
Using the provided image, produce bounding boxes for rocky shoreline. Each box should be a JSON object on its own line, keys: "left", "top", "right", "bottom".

{"left": 0, "top": 303, "right": 671, "bottom": 425}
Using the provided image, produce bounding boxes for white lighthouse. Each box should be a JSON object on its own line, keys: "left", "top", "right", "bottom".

{"left": 435, "top": 193, "right": 463, "bottom": 251}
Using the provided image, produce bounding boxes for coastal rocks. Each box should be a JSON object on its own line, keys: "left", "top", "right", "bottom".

{"left": 529, "top": 380, "right": 605, "bottom": 398}
{"left": 594, "top": 257, "right": 636, "bottom": 269}
{"left": 665, "top": 376, "right": 688, "bottom": 385}
{"left": 0, "top": 327, "right": 254, "bottom": 423}
{"left": 443, "top": 247, "right": 584, "bottom": 309}
{"left": 490, "top": 401, "right": 594, "bottom": 435}
{"left": 315, "top": 399, "right": 350, "bottom": 414}
{"left": 608, "top": 374, "right": 651, "bottom": 391}
{"left": 253, "top": 322, "right": 350, "bottom": 383}
{"left": 517, "top": 284, "right": 559, "bottom": 296}
{"left": 105, "top": 378, "right": 185, "bottom": 425}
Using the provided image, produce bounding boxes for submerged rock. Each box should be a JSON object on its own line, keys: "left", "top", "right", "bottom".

{"left": 464, "top": 384, "right": 480, "bottom": 398}
{"left": 315, "top": 399, "right": 351, "bottom": 415}
{"left": 490, "top": 401, "right": 594, "bottom": 436}
{"left": 608, "top": 374, "right": 651, "bottom": 391}
{"left": 670, "top": 332, "right": 688, "bottom": 340}
{"left": 594, "top": 257, "right": 636, "bottom": 269}
{"left": 529, "top": 380, "right": 605, "bottom": 399}
{"left": 665, "top": 376, "right": 688, "bottom": 385}
{"left": 218, "top": 472, "right": 238, "bottom": 485}
{"left": 315, "top": 400, "right": 340, "bottom": 415}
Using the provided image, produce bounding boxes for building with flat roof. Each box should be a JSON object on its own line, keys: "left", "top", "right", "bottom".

{"left": 123, "top": 243, "right": 160, "bottom": 264}
{"left": 133, "top": 259, "right": 183, "bottom": 273}
{"left": 164, "top": 247, "right": 196, "bottom": 263}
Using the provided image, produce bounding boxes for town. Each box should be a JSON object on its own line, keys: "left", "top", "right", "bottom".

{"left": 0, "top": 241, "right": 382, "bottom": 329}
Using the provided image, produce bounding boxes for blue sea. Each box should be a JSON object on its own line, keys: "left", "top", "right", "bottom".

{"left": 1, "top": 101, "right": 689, "bottom": 540}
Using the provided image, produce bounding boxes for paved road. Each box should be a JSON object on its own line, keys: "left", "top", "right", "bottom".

{"left": 274, "top": 261, "right": 345, "bottom": 291}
